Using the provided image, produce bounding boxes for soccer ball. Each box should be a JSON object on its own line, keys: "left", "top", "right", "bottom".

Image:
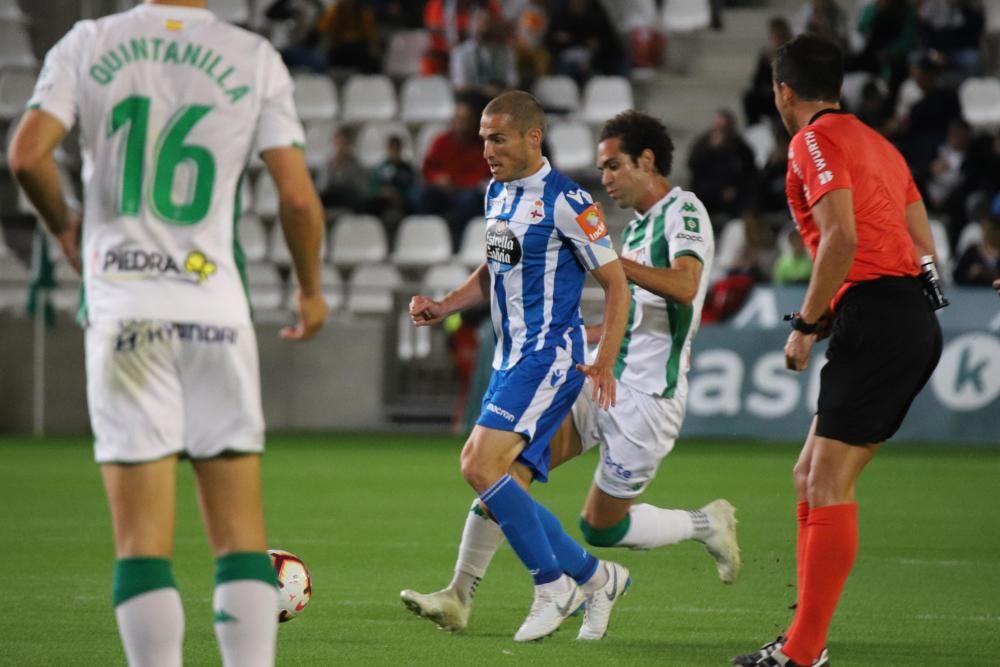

{"left": 268, "top": 549, "right": 312, "bottom": 623}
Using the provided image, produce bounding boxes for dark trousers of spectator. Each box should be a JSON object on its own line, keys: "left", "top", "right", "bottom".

{"left": 414, "top": 185, "right": 484, "bottom": 252}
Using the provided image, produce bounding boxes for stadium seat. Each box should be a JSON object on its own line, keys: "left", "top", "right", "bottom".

{"left": 457, "top": 217, "right": 486, "bottom": 268}
{"left": 303, "top": 119, "right": 337, "bottom": 171}
{"left": 581, "top": 76, "right": 633, "bottom": 124}
{"left": 245, "top": 261, "right": 285, "bottom": 311}
{"left": 532, "top": 75, "right": 580, "bottom": 114}
{"left": 269, "top": 222, "right": 292, "bottom": 266}
{"left": 0, "top": 0, "right": 27, "bottom": 22}
{"left": 742, "top": 122, "right": 775, "bottom": 170}
{"left": 236, "top": 212, "right": 268, "bottom": 263}
{"left": 0, "top": 22, "right": 35, "bottom": 68}
{"left": 400, "top": 75, "right": 454, "bottom": 124}
{"left": 0, "top": 66, "right": 36, "bottom": 120}
{"left": 955, "top": 221, "right": 983, "bottom": 258}
{"left": 547, "top": 119, "right": 594, "bottom": 173}
{"left": 422, "top": 261, "right": 469, "bottom": 297}
{"left": 293, "top": 73, "right": 339, "bottom": 122}
{"left": 383, "top": 29, "right": 432, "bottom": 79}
{"left": 211, "top": 0, "right": 250, "bottom": 24}
{"left": 839, "top": 71, "right": 886, "bottom": 112}
{"left": 253, "top": 172, "right": 280, "bottom": 220}
{"left": 391, "top": 215, "right": 453, "bottom": 271}
{"left": 929, "top": 219, "right": 953, "bottom": 285}
{"left": 329, "top": 214, "right": 389, "bottom": 270}
{"left": 710, "top": 218, "right": 745, "bottom": 282}
{"left": 354, "top": 121, "right": 413, "bottom": 169}
{"left": 347, "top": 262, "right": 402, "bottom": 315}
{"left": 414, "top": 122, "right": 446, "bottom": 168}
{"left": 320, "top": 264, "right": 343, "bottom": 311}
{"left": 958, "top": 77, "right": 1000, "bottom": 131}
{"left": 341, "top": 74, "right": 397, "bottom": 123}
{"left": 661, "top": 0, "right": 711, "bottom": 32}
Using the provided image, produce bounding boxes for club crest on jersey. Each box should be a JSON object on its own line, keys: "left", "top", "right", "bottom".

{"left": 485, "top": 221, "right": 522, "bottom": 273}
{"left": 574, "top": 204, "right": 607, "bottom": 242}
{"left": 529, "top": 199, "right": 544, "bottom": 221}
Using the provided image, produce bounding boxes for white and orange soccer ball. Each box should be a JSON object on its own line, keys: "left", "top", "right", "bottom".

{"left": 268, "top": 549, "right": 312, "bottom": 623}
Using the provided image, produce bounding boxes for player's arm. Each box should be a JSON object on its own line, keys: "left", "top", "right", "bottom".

{"left": 785, "top": 187, "right": 856, "bottom": 370}
{"left": 582, "top": 259, "right": 630, "bottom": 409}
{"left": 410, "top": 263, "right": 490, "bottom": 326}
{"left": 8, "top": 109, "right": 81, "bottom": 272}
{"left": 619, "top": 256, "right": 702, "bottom": 306}
{"left": 903, "top": 198, "right": 937, "bottom": 261}
{"left": 261, "top": 146, "right": 328, "bottom": 341}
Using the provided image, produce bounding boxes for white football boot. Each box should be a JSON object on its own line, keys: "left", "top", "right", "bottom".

{"left": 513, "top": 575, "right": 586, "bottom": 642}
{"left": 399, "top": 587, "right": 470, "bottom": 632}
{"left": 577, "top": 561, "right": 631, "bottom": 640}
{"left": 700, "top": 499, "right": 742, "bottom": 584}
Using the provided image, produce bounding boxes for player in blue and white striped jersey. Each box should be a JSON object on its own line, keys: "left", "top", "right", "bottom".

{"left": 408, "top": 91, "right": 631, "bottom": 642}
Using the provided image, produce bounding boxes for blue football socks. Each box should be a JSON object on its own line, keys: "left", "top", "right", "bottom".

{"left": 534, "top": 500, "right": 600, "bottom": 584}
{"left": 480, "top": 474, "right": 562, "bottom": 585}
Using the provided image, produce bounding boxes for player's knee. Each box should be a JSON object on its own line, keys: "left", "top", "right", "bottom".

{"left": 578, "top": 515, "right": 630, "bottom": 547}
{"left": 459, "top": 452, "right": 495, "bottom": 493}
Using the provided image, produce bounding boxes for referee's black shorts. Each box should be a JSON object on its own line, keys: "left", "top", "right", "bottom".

{"left": 815, "top": 276, "right": 942, "bottom": 445}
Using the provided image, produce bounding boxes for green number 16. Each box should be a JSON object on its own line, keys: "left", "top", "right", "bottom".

{"left": 108, "top": 95, "right": 216, "bottom": 225}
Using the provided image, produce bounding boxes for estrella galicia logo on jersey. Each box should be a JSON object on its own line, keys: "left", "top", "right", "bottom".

{"left": 683, "top": 215, "right": 701, "bottom": 232}
{"left": 486, "top": 221, "right": 521, "bottom": 273}
{"left": 102, "top": 248, "right": 217, "bottom": 284}
{"left": 574, "top": 204, "right": 608, "bottom": 242}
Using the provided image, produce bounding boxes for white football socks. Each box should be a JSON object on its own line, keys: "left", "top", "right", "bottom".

{"left": 115, "top": 588, "right": 184, "bottom": 667}
{"left": 213, "top": 580, "right": 278, "bottom": 667}
{"left": 618, "top": 503, "right": 703, "bottom": 550}
{"left": 448, "top": 500, "right": 505, "bottom": 604}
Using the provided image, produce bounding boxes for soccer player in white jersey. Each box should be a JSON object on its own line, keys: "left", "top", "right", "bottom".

{"left": 401, "top": 111, "right": 740, "bottom": 633}
{"left": 8, "top": 2, "right": 327, "bottom": 666}
{"left": 408, "top": 91, "right": 631, "bottom": 642}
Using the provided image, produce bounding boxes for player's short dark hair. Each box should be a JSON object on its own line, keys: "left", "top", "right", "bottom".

{"left": 483, "top": 90, "right": 546, "bottom": 134}
{"left": 599, "top": 110, "right": 674, "bottom": 177}
{"left": 772, "top": 34, "right": 844, "bottom": 103}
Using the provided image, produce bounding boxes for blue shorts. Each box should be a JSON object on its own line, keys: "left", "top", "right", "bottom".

{"left": 477, "top": 346, "right": 584, "bottom": 482}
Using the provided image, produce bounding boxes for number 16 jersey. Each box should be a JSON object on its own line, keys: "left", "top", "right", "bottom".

{"left": 28, "top": 4, "right": 305, "bottom": 325}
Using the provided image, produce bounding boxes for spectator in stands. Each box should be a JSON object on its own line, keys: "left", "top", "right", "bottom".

{"left": 546, "top": 0, "right": 628, "bottom": 84}
{"left": 953, "top": 211, "right": 1000, "bottom": 285}
{"left": 893, "top": 57, "right": 962, "bottom": 180}
{"left": 925, "top": 118, "right": 972, "bottom": 217}
{"left": 512, "top": 0, "right": 551, "bottom": 88}
{"left": 687, "top": 109, "right": 758, "bottom": 225}
{"left": 856, "top": 79, "right": 892, "bottom": 133}
{"left": 916, "top": 0, "right": 985, "bottom": 77}
{"left": 743, "top": 17, "right": 794, "bottom": 126}
{"left": 729, "top": 212, "right": 779, "bottom": 282}
{"left": 773, "top": 225, "right": 814, "bottom": 284}
{"left": 317, "top": 127, "right": 368, "bottom": 211}
{"left": 367, "top": 135, "right": 416, "bottom": 232}
{"left": 316, "top": 0, "right": 381, "bottom": 73}
{"left": 414, "top": 94, "right": 492, "bottom": 249}
{"left": 423, "top": 0, "right": 503, "bottom": 75}
{"left": 798, "top": 0, "right": 850, "bottom": 50}
{"left": 265, "top": 0, "right": 326, "bottom": 73}
{"left": 963, "top": 130, "right": 1000, "bottom": 215}
{"left": 368, "top": 0, "right": 425, "bottom": 30}
{"left": 851, "top": 0, "right": 918, "bottom": 102}
{"left": 450, "top": 7, "right": 519, "bottom": 97}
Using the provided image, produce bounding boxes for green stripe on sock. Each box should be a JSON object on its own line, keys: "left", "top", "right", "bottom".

{"left": 113, "top": 558, "right": 177, "bottom": 607}
{"left": 216, "top": 552, "right": 277, "bottom": 587}
{"left": 579, "top": 515, "right": 631, "bottom": 547}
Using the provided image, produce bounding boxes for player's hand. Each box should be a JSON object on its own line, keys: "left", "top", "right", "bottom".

{"left": 409, "top": 295, "right": 447, "bottom": 326}
{"left": 281, "top": 289, "right": 328, "bottom": 341}
{"left": 784, "top": 329, "right": 816, "bottom": 371}
{"left": 576, "top": 362, "right": 616, "bottom": 409}
{"left": 56, "top": 213, "right": 82, "bottom": 275}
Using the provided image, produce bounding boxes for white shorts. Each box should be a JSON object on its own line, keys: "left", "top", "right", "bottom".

{"left": 571, "top": 380, "right": 686, "bottom": 499}
{"left": 86, "top": 320, "right": 265, "bottom": 464}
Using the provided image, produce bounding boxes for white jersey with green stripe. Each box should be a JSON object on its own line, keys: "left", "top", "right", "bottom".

{"left": 613, "top": 187, "right": 714, "bottom": 398}
{"left": 28, "top": 4, "right": 305, "bottom": 325}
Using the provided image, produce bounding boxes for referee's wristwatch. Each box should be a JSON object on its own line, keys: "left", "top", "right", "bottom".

{"left": 787, "top": 313, "right": 819, "bottom": 334}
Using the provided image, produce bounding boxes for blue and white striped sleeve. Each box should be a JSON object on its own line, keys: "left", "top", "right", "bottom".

{"left": 553, "top": 191, "right": 618, "bottom": 272}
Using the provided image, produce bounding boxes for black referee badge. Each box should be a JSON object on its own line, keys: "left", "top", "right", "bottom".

{"left": 486, "top": 220, "right": 521, "bottom": 273}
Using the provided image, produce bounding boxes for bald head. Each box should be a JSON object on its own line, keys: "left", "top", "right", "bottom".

{"left": 483, "top": 91, "right": 546, "bottom": 135}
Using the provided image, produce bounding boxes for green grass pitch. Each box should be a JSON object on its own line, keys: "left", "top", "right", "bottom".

{"left": 1, "top": 434, "right": 998, "bottom": 666}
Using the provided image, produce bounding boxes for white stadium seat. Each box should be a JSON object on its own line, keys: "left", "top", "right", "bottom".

{"left": 958, "top": 77, "right": 1000, "bottom": 131}
{"left": 532, "top": 75, "right": 580, "bottom": 114}
{"left": 929, "top": 219, "right": 953, "bottom": 285}
{"left": 661, "top": 0, "right": 711, "bottom": 32}
{"left": 354, "top": 121, "right": 413, "bottom": 169}
{"left": 0, "top": 0, "right": 27, "bottom": 22}
{"left": 236, "top": 212, "right": 268, "bottom": 263}
{"left": 347, "top": 262, "right": 402, "bottom": 315}
{"left": 581, "top": 76, "right": 633, "bottom": 124}
{"left": 400, "top": 75, "right": 454, "bottom": 124}
{"left": 422, "top": 262, "right": 469, "bottom": 297}
{"left": 383, "top": 29, "right": 432, "bottom": 79}
{"left": 0, "top": 67, "right": 36, "bottom": 120}
{"left": 0, "top": 22, "right": 35, "bottom": 68}
{"left": 547, "top": 119, "right": 594, "bottom": 173}
{"left": 211, "top": 0, "right": 250, "bottom": 24}
{"left": 245, "top": 261, "right": 285, "bottom": 311}
{"left": 742, "top": 122, "right": 776, "bottom": 170}
{"left": 253, "top": 172, "right": 280, "bottom": 220}
{"left": 341, "top": 74, "right": 397, "bottom": 123}
{"left": 955, "top": 221, "right": 983, "bottom": 258}
{"left": 303, "top": 119, "right": 337, "bottom": 170}
{"left": 457, "top": 217, "right": 486, "bottom": 268}
{"left": 391, "top": 215, "right": 453, "bottom": 271}
{"left": 293, "top": 73, "right": 338, "bottom": 122}
{"left": 330, "top": 214, "right": 388, "bottom": 270}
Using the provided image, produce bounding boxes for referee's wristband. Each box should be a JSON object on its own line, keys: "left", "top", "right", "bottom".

{"left": 785, "top": 313, "right": 819, "bottom": 334}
